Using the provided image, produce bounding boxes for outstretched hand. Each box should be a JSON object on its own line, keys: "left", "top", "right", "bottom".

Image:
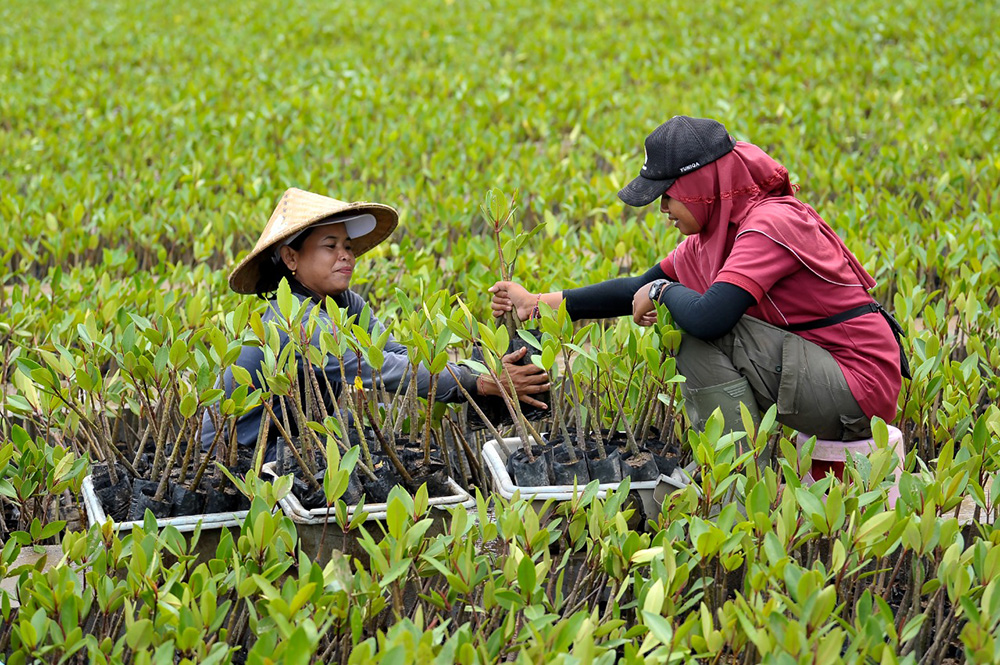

{"left": 479, "top": 346, "right": 550, "bottom": 409}
{"left": 488, "top": 281, "right": 536, "bottom": 322}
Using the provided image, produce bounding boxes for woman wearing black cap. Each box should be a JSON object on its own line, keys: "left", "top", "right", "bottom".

{"left": 491, "top": 116, "right": 904, "bottom": 450}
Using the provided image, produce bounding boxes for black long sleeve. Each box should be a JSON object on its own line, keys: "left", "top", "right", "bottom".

{"left": 658, "top": 281, "right": 756, "bottom": 340}
{"left": 563, "top": 264, "right": 668, "bottom": 320}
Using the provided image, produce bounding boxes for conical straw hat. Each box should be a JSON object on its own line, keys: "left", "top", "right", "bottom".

{"left": 228, "top": 188, "right": 398, "bottom": 294}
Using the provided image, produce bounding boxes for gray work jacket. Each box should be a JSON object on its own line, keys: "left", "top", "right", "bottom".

{"left": 200, "top": 288, "right": 476, "bottom": 451}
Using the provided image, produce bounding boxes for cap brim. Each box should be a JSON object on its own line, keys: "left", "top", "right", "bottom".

{"left": 618, "top": 174, "right": 676, "bottom": 207}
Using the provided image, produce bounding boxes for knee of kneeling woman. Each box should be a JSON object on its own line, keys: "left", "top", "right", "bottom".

{"left": 675, "top": 333, "right": 743, "bottom": 391}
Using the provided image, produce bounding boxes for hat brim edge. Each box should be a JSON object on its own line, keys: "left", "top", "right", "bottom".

{"left": 228, "top": 202, "right": 399, "bottom": 295}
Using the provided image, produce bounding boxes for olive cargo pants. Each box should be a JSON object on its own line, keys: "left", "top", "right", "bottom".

{"left": 677, "top": 316, "right": 871, "bottom": 442}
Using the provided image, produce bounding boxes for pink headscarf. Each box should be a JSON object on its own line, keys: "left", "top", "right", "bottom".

{"left": 666, "top": 142, "right": 876, "bottom": 295}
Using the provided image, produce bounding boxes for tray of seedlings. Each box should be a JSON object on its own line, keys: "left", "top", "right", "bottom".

{"left": 483, "top": 423, "right": 688, "bottom": 520}
{"left": 18, "top": 303, "right": 264, "bottom": 559}
{"left": 481, "top": 314, "right": 691, "bottom": 519}
{"left": 262, "top": 344, "right": 476, "bottom": 561}
{"left": 81, "top": 393, "right": 253, "bottom": 537}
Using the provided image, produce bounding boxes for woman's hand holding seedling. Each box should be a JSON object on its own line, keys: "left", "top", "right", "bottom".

{"left": 489, "top": 280, "right": 536, "bottom": 321}
{"left": 477, "top": 346, "right": 550, "bottom": 409}
{"left": 490, "top": 281, "right": 564, "bottom": 322}
{"left": 631, "top": 284, "right": 659, "bottom": 326}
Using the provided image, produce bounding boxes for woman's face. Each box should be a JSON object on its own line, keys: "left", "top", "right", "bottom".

{"left": 660, "top": 195, "right": 701, "bottom": 235}
{"left": 280, "top": 223, "right": 356, "bottom": 297}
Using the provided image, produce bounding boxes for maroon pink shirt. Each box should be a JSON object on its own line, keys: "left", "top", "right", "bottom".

{"left": 661, "top": 227, "right": 901, "bottom": 422}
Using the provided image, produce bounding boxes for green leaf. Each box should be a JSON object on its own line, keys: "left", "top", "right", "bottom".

{"left": 277, "top": 279, "right": 293, "bottom": 320}
{"left": 379, "top": 557, "right": 413, "bottom": 587}
{"left": 126, "top": 619, "right": 154, "bottom": 650}
{"left": 232, "top": 364, "right": 253, "bottom": 387}
{"left": 283, "top": 624, "right": 317, "bottom": 665}
{"left": 386, "top": 496, "right": 407, "bottom": 540}
{"left": 179, "top": 392, "right": 198, "bottom": 419}
{"left": 640, "top": 611, "right": 673, "bottom": 645}
{"left": 517, "top": 555, "right": 536, "bottom": 595}
{"left": 900, "top": 614, "right": 926, "bottom": 643}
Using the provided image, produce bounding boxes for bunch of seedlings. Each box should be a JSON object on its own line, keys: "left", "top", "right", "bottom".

{"left": 505, "top": 315, "right": 684, "bottom": 487}
{"left": 467, "top": 188, "right": 550, "bottom": 430}
{"left": 0, "top": 425, "right": 88, "bottom": 544}
{"left": 267, "top": 285, "right": 473, "bottom": 509}
{"left": 20, "top": 306, "right": 260, "bottom": 522}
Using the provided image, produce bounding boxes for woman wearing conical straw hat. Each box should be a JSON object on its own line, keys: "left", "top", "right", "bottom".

{"left": 203, "top": 187, "right": 549, "bottom": 459}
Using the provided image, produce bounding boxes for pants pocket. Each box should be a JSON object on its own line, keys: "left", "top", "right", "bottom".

{"left": 731, "top": 337, "right": 782, "bottom": 412}
{"left": 776, "top": 334, "right": 805, "bottom": 418}
{"left": 775, "top": 333, "right": 864, "bottom": 440}
{"left": 727, "top": 316, "right": 863, "bottom": 439}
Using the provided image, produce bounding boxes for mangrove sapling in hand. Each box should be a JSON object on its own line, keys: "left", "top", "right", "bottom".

{"left": 484, "top": 188, "right": 522, "bottom": 340}
{"left": 468, "top": 188, "right": 550, "bottom": 431}
{"left": 451, "top": 300, "right": 549, "bottom": 484}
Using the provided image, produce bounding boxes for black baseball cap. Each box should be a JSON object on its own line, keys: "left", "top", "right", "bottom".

{"left": 618, "top": 116, "right": 736, "bottom": 207}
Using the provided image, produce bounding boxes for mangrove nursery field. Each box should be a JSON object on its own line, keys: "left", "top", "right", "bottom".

{"left": 2, "top": 0, "right": 1000, "bottom": 662}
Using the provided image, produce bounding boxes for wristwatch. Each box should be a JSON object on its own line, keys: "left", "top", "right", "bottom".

{"left": 647, "top": 279, "right": 670, "bottom": 303}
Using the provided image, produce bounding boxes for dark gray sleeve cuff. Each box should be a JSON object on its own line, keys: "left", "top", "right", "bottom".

{"left": 658, "top": 281, "right": 756, "bottom": 340}
{"left": 458, "top": 365, "right": 479, "bottom": 399}
{"left": 433, "top": 363, "right": 480, "bottom": 403}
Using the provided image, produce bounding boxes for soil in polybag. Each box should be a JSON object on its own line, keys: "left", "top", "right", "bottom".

{"left": 277, "top": 436, "right": 453, "bottom": 509}
{"left": 620, "top": 448, "right": 661, "bottom": 482}
{"left": 92, "top": 453, "right": 251, "bottom": 522}
{"left": 507, "top": 444, "right": 551, "bottom": 486}
{"left": 91, "top": 463, "right": 133, "bottom": 522}
{"left": 549, "top": 443, "right": 590, "bottom": 485}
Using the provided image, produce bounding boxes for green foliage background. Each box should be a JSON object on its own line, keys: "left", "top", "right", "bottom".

{"left": 3, "top": 0, "right": 998, "bottom": 301}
